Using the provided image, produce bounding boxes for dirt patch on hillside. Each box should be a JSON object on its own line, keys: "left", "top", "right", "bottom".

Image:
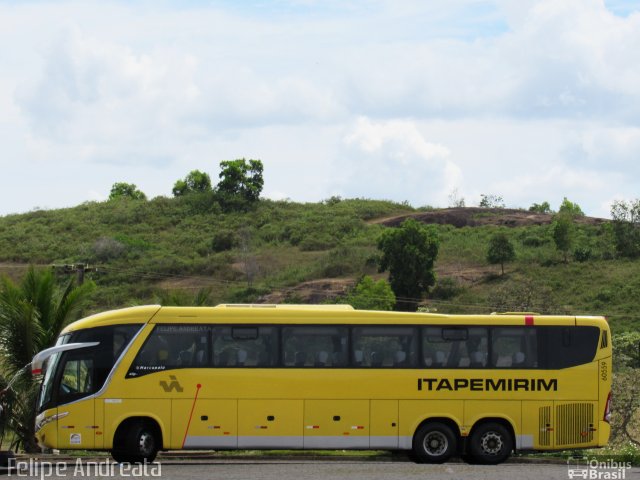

{"left": 435, "top": 263, "right": 496, "bottom": 285}
{"left": 370, "top": 207, "right": 608, "bottom": 228}
{"left": 258, "top": 278, "right": 355, "bottom": 304}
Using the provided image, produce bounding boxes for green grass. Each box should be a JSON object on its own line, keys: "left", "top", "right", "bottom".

{"left": 0, "top": 197, "right": 639, "bottom": 333}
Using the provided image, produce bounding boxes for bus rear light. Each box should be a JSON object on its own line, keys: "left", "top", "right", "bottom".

{"left": 604, "top": 391, "right": 612, "bottom": 423}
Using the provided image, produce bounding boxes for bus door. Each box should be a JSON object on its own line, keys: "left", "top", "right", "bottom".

{"left": 54, "top": 352, "right": 96, "bottom": 449}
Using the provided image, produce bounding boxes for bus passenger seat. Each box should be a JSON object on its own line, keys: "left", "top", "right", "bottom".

{"left": 315, "top": 350, "right": 329, "bottom": 367}
{"left": 332, "top": 351, "right": 345, "bottom": 366}
{"left": 295, "top": 351, "right": 307, "bottom": 367}
{"left": 370, "top": 352, "right": 383, "bottom": 367}
{"left": 353, "top": 350, "right": 364, "bottom": 366}
{"left": 434, "top": 351, "right": 446, "bottom": 368}
{"left": 394, "top": 351, "right": 407, "bottom": 366}
{"left": 257, "top": 351, "right": 270, "bottom": 366}
{"left": 512, "top": 351, "right": 526, "bottom": 367}
{"left": 195, "top": 350, "right": 206, "bottom": 366}
{"left": 178, "top": 350, "right": 193, "bottom": 366}
{"left": 470, "top": 351, "right": 485, "bottom": 368}
{"left": 218, "top": 350, "right": 230, "bottom": 367}
{"left": 237, "top": 349, "right": 248, "bottom": 366}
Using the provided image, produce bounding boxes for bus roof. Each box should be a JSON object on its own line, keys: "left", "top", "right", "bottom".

{"left": 60, "top": 304, "right": 608, "bottom": 334}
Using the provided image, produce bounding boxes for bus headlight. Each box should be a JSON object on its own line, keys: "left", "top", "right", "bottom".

{"left": 35, "top": 411, "right": 68, "bottom": 432}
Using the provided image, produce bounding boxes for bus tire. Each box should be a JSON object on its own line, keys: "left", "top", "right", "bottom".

{"left": 412, "top": 422, "right": 457, "bottom": 464}
{"left": 112, "top": 420, "right": 159, "bottom": 464}
{"left": 467, "top": 422, "right": 513, "bottom": 465}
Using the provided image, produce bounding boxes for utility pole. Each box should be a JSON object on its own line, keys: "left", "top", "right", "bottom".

{"left": 52, "top": 264, "right": 97, "bottom": 285}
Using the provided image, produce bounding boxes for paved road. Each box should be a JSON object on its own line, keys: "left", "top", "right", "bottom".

{"left": 4, "top": 459, "right": 639, "bottom": 480}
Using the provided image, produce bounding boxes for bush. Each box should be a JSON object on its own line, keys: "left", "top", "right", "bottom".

{"left": 299, "top": 236, "right": 336, "bottom": 252}
{"left": 521, "top": 235, "right": 548, "bottom": 247}
{"left": 573, "top": 246, "right": 592, "bottom": 262}
{"left": 343, "top": 276, "right": 395, "bottom": 311}
{"left": 227, "top": 286, "right": 270, "bottom": 303}
{"left": 430, "top": 277, "right": 463, "bottom": 300}
{"left": 528, "top": 201, "right": 552, "bottom": 214}
{"left": 91, "top": 237, "right": 126, "bottom": 262}
{"left": 211, "top": 230, "right": 238, "bottom": 252}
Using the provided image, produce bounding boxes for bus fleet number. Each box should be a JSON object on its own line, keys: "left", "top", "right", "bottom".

{"left": 600, "top": 361, "right": 608, "bottom": 382}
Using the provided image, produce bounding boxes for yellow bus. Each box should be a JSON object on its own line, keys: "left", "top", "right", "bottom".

{"left": 33, "top": 304, "right": 612, "bottom": 465}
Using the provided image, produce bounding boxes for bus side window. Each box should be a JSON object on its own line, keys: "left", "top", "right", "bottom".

{"left": 351, "top": 326, "right": 418, "bottom": 368}
{"left": 127, "top": 325, "right": 210, "bottom": 376}
{"left": 422, "top": 327, "right": 487, "bottom": 369}
{"left": 212, "top": 326, "right": 277, "bottom": 367}
{"left": 490, "top": 327, "right": 537, "bottom": 368}
{"left": 543, "top": 326, "right": 599, "bottom": 369}
{"left": 282, "top": 326, "right": 348, "bottom": 368}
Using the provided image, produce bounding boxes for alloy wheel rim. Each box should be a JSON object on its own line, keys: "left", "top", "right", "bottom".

{"left": 423, "top": 431, "right": 448, "bottom": 456}
{"left": 480, "top": 431, "right": 503, "bottom": 455}
{"left": 138, "top": 431, "right": 154, "bottom": 455}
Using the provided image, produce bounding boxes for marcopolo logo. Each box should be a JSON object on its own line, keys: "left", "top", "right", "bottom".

{"left": 567, "top": 456, "right": 632, "bottom": 479}
{"left": 159, "top": 375, "right": 183, "bottom": 393}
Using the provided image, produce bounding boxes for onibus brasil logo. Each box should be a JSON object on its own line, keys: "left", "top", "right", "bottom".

{"left": 567, "top": 457, "right": 632, "bottom": 479}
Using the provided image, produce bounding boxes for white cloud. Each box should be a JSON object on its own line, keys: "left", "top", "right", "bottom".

{"left": 339, "top": 117, "right": 459, "bottom": 205}
{"left": 0, "top": 0, "right": 639, "bottom": 217}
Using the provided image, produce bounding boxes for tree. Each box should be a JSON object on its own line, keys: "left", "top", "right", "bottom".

{"left": 488, "top": 278, "right": 559, "bottom": 314}
{"left": 377, "top": 219, "right": 439, "bottom": 312}
{"left": 558, "top": 197, "right": 584, "bottom": 217}
{"left": 528, "top": 201, "right": 552, "bottom": 214}
{"left": 448, "top": 188, "right": 466, "bottom": 208}
{"left": 479, "top": 194, "right": 505, "bottom": 208}
{"left": 486, "top": 232, "right": 516, "bottom": 275}
{"left": 552, "top": 214, "right": 574, "bottom": 263}
{"left": 611, "top": 370, "right": 640, "bottom": 447}
{"left": 108, "top": 182, "right": 147, "bottom": 201}
{"left": 217, "top": 159, "right": 264, "bottom": 203}
{"left": 344, "top": 276, "right": 395, "bottom": 311}
{"left": 610, "top": 331, "right": 640, "bottom": 448}
{"left": 610, "top": 199, "right": 640, "bottom": 258}
{"left": 0, "top": 267, "right": 94, "bottom": 452}
{"left": 172, "top": 170, "right": 212, "bottom": 197}
{"left": 613, "top": 331, "right": 640, "bottom": 370}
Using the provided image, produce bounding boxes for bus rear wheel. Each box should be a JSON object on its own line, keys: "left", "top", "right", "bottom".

{"left": 111, "top": 420, "right": 159, "bottom": 464}
{"left": 412, "top": 422, "right": 457, "bottom": 464}
{"left": 467, "top": 422, "right": 513, "bottom": 465}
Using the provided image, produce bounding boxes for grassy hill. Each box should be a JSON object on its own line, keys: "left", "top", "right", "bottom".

{"left": 0, "top": 196, "right": 637, "bottom": 332}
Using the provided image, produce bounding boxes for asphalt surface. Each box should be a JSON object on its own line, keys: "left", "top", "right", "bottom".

{"left": 2, "top": 458, "right": 639, "bottom": 480}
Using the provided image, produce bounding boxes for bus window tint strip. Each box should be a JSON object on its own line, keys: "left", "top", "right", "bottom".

{"left": 125, "top": 324, "right": 602, "bottom": 376}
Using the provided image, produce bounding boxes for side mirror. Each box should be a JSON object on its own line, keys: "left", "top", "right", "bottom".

{"left": 31, "top": 342, "right": 99, "bottom": 375}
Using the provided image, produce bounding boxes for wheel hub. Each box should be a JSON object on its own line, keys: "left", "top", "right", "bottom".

{"left": 480, "top": 431, "right": 503, "bottom": 455}
{"left": 138, "top": 432, "right": 154, "bottom": 455}
{"left": 423, "top": 431, "right": 448, "bottom": 456}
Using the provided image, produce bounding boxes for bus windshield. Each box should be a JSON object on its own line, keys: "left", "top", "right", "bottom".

{"left": 37, "top": 324, "right": 142, "bottom": 412}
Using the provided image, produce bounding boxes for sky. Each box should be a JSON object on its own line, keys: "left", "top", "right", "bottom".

{"left": 1, "top": 0, "right": 639, "bottom": 218}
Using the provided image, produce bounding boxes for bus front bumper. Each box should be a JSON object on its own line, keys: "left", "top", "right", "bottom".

{"left": 35, "top": 410, "right": 61, "bottom": 449}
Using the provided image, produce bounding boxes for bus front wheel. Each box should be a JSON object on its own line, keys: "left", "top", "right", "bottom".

{"left": 467, "top": 422, "right": 513, "bottom": 465}
{"left": 111, "top": 420, "right": 159, "bottom": 464}
{"left": 412, "top": 422, "right": 457, "bottom": 464}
